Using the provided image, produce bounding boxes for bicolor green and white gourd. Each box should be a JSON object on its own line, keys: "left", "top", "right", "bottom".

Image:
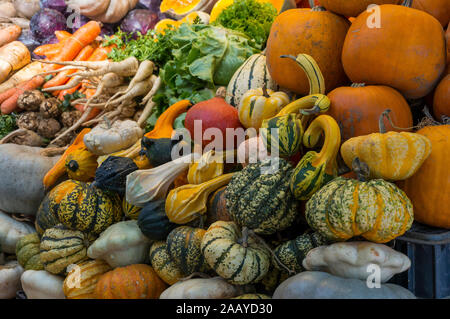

{"left": 149, "top": 241, "right": 185, "bottom": 285}
{"left": 16, "top": 233, "right": 44, "bottom": 270}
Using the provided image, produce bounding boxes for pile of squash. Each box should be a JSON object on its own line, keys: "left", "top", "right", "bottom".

{"left": 0, "top": 0, "right": 449, "bottom": 300}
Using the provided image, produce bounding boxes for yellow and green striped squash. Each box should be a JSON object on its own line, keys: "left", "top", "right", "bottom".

{"left": 39, "top": 224, "right": 90, "bottom": 275}
{"left": 238, "top": 87, "right": 290, "bottom": 130}
{"left": 16, "top": 233, "right": 44, "bottom": 271}
{"left": 122, "top": 198, "right": 142, "bottom": 220}
{"left": 166, "top": 226, "right": 210, "bottom": 276}
{"left": 305, "top": 177, "right": 414, "bottom": 243}
{"left": 201, "top": 221, "right": 271, "bottom": 285}
{"left": 290, "top": 115, "right": 341, "bottom": 200}
{"left": 149, "top": 241, "right": 185, "bottom": 285}
{"left": 37, "top": 180, "right": 123, "bottom": 237}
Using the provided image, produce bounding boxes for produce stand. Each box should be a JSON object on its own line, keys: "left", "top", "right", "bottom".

{"left": 0, "top": 0, "right": 448, "bottom": 304}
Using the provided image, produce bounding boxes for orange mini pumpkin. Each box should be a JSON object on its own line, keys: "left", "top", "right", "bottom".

{"left": 433, "top": 74, "right": 450, "bottom": 120}
{"left": 94, "top": 264, "right": 167, "bottom": 299}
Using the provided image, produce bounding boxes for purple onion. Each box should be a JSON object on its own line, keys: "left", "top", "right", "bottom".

{"left": 120, "top": 9, "right": 160, "bottom": 37}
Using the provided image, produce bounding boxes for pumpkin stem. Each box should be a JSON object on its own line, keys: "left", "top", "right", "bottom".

{"left": 66, "top": 160, "right": 79, "bottom": 172}
{"left": 379, "top": 109, "right": 419, "bottom": 133}
{"left": 215, "top": 87, "right": 227, "bottom": 99}
{"left": 261, "top": 84, "right": 269, "bottom": 98}
{"left": 239, "top": 227, "right": 249, "bottom": 248}
{"left": 352, "top": 157, "right": 370, "bottom": 182}
{"left": 248, "top": 230, "right": 296, "bottom": 276}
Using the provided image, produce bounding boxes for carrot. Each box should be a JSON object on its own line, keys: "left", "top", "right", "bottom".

{"left": 44, "top": 44, "right": 95, "bottom": 89}
{"left": 33, "top": 31, "right": 72, "bottom": 56}
{"left": 0, "top": 25, "right": 22, "bottom": 48}
{"left": 0, "top": 76, "right": 45, "bottom": 114}
{"left": 55, "top": 30, "right": 72, "bottom": 42}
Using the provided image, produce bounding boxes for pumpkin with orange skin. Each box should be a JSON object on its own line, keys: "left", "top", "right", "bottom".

{"left": 318, "top": 0, "right": 402, "bottom": 17}
{"left": 411, "top": 0, "right": 450, "bottom": 27}
{"left": 266, "top": 7, "right": 350, "bottom": 96}
{"left": 399, "top": 125, "right": 450, "bottom": 229}
{"left": 326, "top": 84, "right": 413, "bottom": 141}
{"left": 94, "top": 264, "right": 167, "bottom": 299}
{"left": 342, "top": 5, "right": 446, "bottom": 99}
{"left": 433, "top": 74, "right": 450, "bottom": 120}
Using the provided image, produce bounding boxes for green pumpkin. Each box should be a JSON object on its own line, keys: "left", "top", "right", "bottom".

{"left": 39, "top": 224, "right": 89, "bottom": 275}
{"left": 225, "top": 158, "right": 299, "bottom": 235}
{"left": 260, "top": 114, "right": 303, "bottom": 157}
{"left": 166, "top": 226, "right": 209, "bottom": 275}
{"left": 123, "top": 198, "right": 142, "bottom": 220}
{"left": 137, "top": 199, "right": 177, "bottom": 241}
{"left": 273, "top": 232, "right": 330, "bottom": 274}
{"left": 36, "top": 180, "right": 122, "bottom": 237}
{"left": 149, "top": 241, "right": 185, "bottom": 285}
{"left": 16, "top": 233, "right": 44, "bottom": 270}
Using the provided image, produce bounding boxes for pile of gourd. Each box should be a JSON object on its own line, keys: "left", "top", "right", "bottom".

{"left": 1, "top": 0, "right": 449, "bottom": 299}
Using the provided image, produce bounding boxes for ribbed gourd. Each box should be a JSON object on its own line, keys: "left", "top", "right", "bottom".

{"left": 340, "top": 109, "right": 432, "bottom": 181}
{"left": 290, "top": 115, "right": 341, "bottom": 200}
{"left": 65, "top": 148, "right": 98, "bottom": 182}
{"left": 93, "top": 156, "right": 139, "bottom": 196}
{"left": 166, "top": 173, "right": 235, "bottom": 224}
{"left": 273, "top": 232, "right": 330, "bottom": 274}
{"left": 36, "top": 180, "right": 122, "bottom": 237}
{"left": 166, "top": 226, "right": 210, "bottom": 275}
{"left": 137, "top": 199, "right": 177, "bottom": 241}
{"left": 187, "top": 150, "right": 225, "bottom": 184}
{"left": 63, "top": 259, "right": 112, "bottom": 299}
{"left": 225, "top": 158, "right": 299, "bottom": 235}
{"left": 15, "top": 233, "right": 44, "bottom": 270}
{"left": 149, "top": 241, "right": 185, "bottom": 285}
{"left": 39, "top": 224, "right": 90, "bottom": 275}
{"left": 305, "top": 158, "right": 414, "bottom": 243}
{"left": 201, "top": 221, "right": 271, "bottom": 285}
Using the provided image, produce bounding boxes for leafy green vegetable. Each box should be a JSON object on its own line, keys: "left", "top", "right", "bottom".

{"left": 0, "top": 113, "right": 17, "bottom": 139}
{"left": 213, "top": 0, "right": 277, "bottom": 49}
{"left": 60, "top": 91, "right": 85, "bottom": 112}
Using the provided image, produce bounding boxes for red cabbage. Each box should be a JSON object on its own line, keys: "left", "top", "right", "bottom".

{"left": 120, "top": 9, "right": 159, "bottom": 37}
{"left": 30, "top": 8, "right": 68, "bottom": 41}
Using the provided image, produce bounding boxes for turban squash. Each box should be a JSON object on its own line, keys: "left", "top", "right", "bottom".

{"left": 398, "top": 125, "right": 450, "bottom": 229}
{"left": 342, "top": 4, "right": 446, "bottom": 99}
{"left": 305, "top": 160, "right": 414, "bottom": 243}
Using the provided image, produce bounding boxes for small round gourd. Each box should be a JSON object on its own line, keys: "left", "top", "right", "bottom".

{"left": 15, "top": 233, "right": 44, "bottom": 270}
{"left": 149, "top": 241, "right": 185, "bottom": 285}
{"left": 137, "top": 199, "right": 177, "bottom": 241}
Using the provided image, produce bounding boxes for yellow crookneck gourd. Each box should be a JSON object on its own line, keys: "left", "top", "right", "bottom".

{"left": 166, "top": 173, "right": 235, "bottom": 224}
{"left": 187, "top": 149, "right": 236, "bottom": 184}
{"left": 65, "top": 148, "right": 98, "bottom": 182}
{"left": 290, "top": 115, "right": 341, "bottom": 201}
{"left": 340, "top": 109, "right": 432, "bottom": 181}
{"left": 260, "top": 53, "right": 330, "bottom": 157}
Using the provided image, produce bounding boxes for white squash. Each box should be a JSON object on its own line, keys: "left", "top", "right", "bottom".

{"left": 87, "top": 220, "right": 151, "bottom": 268}
{"left": 0, "top": 211, "right": 35, "bottom": 254}
{"left": 273, "top": 271, "right": 416, "bottom": 299}
{"left": 302, "top": 242, "right": 411, "bottom": 283}
{"left": 160, "top": 277, "right": 239, "bottom": 299}
{"left": 0, "top": 144, "right": 60, "bottom": 215}
{"left": 67, "top": 0, "right": 139, "bottom": 23}
{"left": 126, "top": 153, "right": 200, "bottom": 207}
{"left": 84, "top": 120, "right": 143, "bottom": 156}
{"left": 21, "top": 270, "right": 65, "bottom": 299}
{"left": 0, "top": 261, "right": 24, "bottom": 299}
{"left": 237, "top": 135, "right": 270, "bottom": 167}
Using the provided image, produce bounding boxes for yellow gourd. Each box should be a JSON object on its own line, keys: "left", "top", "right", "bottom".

{"left": 65, "top": 148, "right": 98, "bottom": 182}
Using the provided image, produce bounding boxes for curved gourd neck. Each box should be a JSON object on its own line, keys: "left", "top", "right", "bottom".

{"left": 276, "top": 94, "right": 330, "bottom": 116}
{"left": 145, "top": 100, "right": 192, "bottom": 139}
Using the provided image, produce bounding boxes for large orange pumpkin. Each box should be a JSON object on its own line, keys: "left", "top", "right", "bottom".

{"left": 94, "top": 264, "right": 167, "bottom": 299}
{"left": 433, "top": 74, "right": 450, "bottom": 120}
{"left": 411, "top": 0, "right": 450, "bottom": 27}
{"left": 342, "top": 4, "right": 446, "bottom": 99}
{"left": 326, "top": 84, "right": 413, "bottom": 141}
{"left": 399, "top": 125, "right": 450, "bottom": 229}
{"left": 318, "top": 0, "right": 402, "bottom": 17}
{"left": 266, "top": 7, "right": 350, "bottom": 96}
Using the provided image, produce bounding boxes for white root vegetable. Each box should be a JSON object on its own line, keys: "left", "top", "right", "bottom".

{"left": 0, "top": 2, "right": 17, "bottom": 18}
{"left": 66, "top": 0, "right": 111, "bottom": 18}
{"left": 13, "top": 0, "right": 40, "bottom": 19}
{"left": 104, "top": 77, "right": 152, "bottom": 109}
{"left": 42, "top": 75, "right": 84, "bottom": 92}
{"left": 137, "top": 76, "right": 161, "bottom": 127}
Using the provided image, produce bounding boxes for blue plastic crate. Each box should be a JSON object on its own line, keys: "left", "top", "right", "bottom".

{"left": 390, "top": 222, "right": 450, "bottom": 299}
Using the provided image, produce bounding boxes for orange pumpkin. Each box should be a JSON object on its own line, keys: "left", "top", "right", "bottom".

{"left": 342, "top": 4, "right": 446, "bottom": 99}
{"left": 433, "top": 74, "right": 450, "bottom": 120}
{"left": 94, "top": 264, "right": 167, "bottom": 299}
{"left": 411, "top": 0, "right": 450, "bottom": 27}
{"left": 399, "top": 125, "right": 450, "bottom": 229}
{"left": 326, "top": 84, "right": 413, "bottom": 141}
{"left": 266, "top": 7, "right": 350, "bottom": 96}
{"left": 318, "top": 0, "right": 402, "bottom": 17}
{"left": 446, "top": 22, "right": 450, "bottom": 67}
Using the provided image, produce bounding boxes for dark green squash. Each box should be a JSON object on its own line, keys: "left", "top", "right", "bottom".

{"left": 16, "top": 233, "right": 44, "bottom": 270}
{"left": 260, "top": 114, "right": 303, "bottom": 157}
{"left": 93, "top": 156, "right": 139, "bottom": 196}
{"left": 166, "top": 226, "right": 209, "bottom": 276}
{"left": 141, "top": 137, "right": 179, "bottom": 168}
{"left": 273, "top": 231, "right": 329, "bottom": 274}
{"left": 137, "top": 199, "right": 177, "bottom": 241}
{"left": 225, "top": 158, "right": 299, "bottom": 235}
{"left": 149, "top": 241, "right": 185, "bottom": 285}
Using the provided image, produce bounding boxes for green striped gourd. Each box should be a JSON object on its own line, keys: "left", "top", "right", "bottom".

{"left": 122, "top": 198, "right": 142, "bottom": 220}
{"left": 290, "top": 115, "right": 340, "bottom": 201}
{"left": 39, "top": 224, "right": 89, "bottom": 275}
{"left": 166, "top": 226, "right": 209, "bottom": 275}
{"left": 225, "top": 158, "right": 299, "bottom": 235}
{"left": 149, "top": 241, "right": 185, "bottom": 285}
{"left": 273, "top": 232, "right": 330, "bottom": 274}
{"left": 201, "top": 221, "right": 271, "bottom": 285}
{"left": 226, "top": 53, "right": 280, "bottom": 108}
{"left": 305, "top": 159, "right": 414, "bottom": 243}
{"left": 16, "top": 233, "right": 44, "bottom": 270}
